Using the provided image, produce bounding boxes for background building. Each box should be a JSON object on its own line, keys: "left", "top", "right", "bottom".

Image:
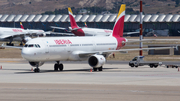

{"left": 0, "top": 14, "right": 180, "bottom": 36}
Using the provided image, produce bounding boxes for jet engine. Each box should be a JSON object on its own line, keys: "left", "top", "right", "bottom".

{"left": 88, "top": 54, "right": 106, "bottom": 68}
{"left": 24, "top": 36, "right": 32, "bottom": 42}
{"left": 29, "top": 62, "right": 44, "bottom": 67}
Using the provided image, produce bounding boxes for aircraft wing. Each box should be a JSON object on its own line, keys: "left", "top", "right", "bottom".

{"left": 127, "top": 39, "right": 180, "bottom": 42}
{"left": 51, "top": 26, "right": 84, "bottom": 31}
{"left": 0, "top": 34, "right": 14, "bottom": 39}
{"left": 123, "top": 32, "right": 139, "bottom": 35}
{"left": 1, "top": 43, "right": 23, "bottom": 49}
{"left": 123, "top": 39, "right": 157, "bottom": 44}
{"left": 0, "top": 34, "right": 29, "bottom": 39}
{"left": 71, "top": 27, "right": 83, "bottom": 31}
{"left": 78, "top": 46, "right": 177, "bottom": 58}
{"left": 50, "top": 26, "right": 67, "bottom": 30}
{"left": 45, "top": 31, "right": 74, "bottom": 36}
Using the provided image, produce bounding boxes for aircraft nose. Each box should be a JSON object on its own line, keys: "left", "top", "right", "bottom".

{"left": 21, "top": 48, "right": 34, "bottom": 60}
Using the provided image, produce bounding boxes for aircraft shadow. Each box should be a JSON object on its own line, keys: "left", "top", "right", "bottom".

{"left": 13, "top": 67, "right": 119, "bottom": 74}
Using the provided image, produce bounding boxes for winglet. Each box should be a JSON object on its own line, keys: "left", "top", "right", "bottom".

{"left": 111, "top": 4, "right": 126, "bottom": 38}
{"left": 68, "top": 7, "right": 78, "bottom": 28}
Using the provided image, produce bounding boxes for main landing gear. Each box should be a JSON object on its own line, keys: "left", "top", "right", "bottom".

{"left": 93, "top": 66, "right": 103, "bottom": 71}
{"left": 6, "top": 43, "right": 14, "bottom": 46}
{"left": 54, "top": 61, "right": 64, "bottom": 71}
{"left": 6, "top": 37, "right": 14, "bottom": 46}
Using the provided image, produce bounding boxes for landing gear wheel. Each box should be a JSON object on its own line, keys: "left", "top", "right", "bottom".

{"left": 93, "top": 68, "right": 97, "bottom": 71}
{"left": 54, "top": 64, "right": 59, "bottom": 71}
{"left": 6, "top": 43, "right": 14, "bottom": 46}
{"left": 34, "top": 68, "right": 40, "bottom": 72}
{"left": 98, "top": 66, "right": 103, "bottom": 71}
{"left": 154, "top": 65, "right": 158, "bottom": 68}
{"left": 150, "top": 64, "right": 154, "bottom": 68}
{"left": 59, "top": 64, "right": 64, "bottom": 71}
{"left": 20, "top": 43, "right": 23, "bottom": 46}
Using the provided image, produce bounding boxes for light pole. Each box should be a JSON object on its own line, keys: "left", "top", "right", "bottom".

{"left": 94, "top": 3, "right": 96, "bottom": 28}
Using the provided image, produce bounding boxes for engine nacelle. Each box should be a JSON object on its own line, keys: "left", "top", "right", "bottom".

{"left": 29, "top": 62, "right": 44, "bottom": 67}
{"left": 88, "top": 55, "right": 106, "bottom": 68}
{"left": 24, "top": 36, "right": 32, "bottom": 42}
{"left": 42, "top": 33, "right": 46, "bottom": 37}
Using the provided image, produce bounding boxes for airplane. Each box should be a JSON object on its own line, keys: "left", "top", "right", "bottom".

{"left": 51, "top": 7, "right": 139, "bottom": 36}
{"left": 20, "top": 22, "right": 46, "bottom": 36}
{"left": 50, "top": 7, "right": 113, "bottom": 36}
{"left": 1, "top": 4, "right": 176, "bottom": 72}
{"left": 0, "top": 23, "right": 45, "bottom": 46}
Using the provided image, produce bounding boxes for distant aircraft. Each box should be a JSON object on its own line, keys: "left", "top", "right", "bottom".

{"left": 0, "top": 23, "right": 45, "bottom": 46}
{"left": 2, "top": 4, "right": 175, "bottom": 72}
{"left": 84, "top": 22, "right": 88, "bottom": 27}
{"left": 51, "top": 7, "right": 113, "bottom": 36}
{"left": 51, "top": 7, "right": 138, "bottom": 36}
{"left": 20, "top": 22, "right": 46, "bottom": 36}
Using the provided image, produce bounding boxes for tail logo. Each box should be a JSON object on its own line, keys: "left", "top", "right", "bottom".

{"left": 112, "top": 4, "right": 126, "bottom": 37}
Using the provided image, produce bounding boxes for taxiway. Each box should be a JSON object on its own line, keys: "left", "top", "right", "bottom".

{"left": 0, "top": 59, "right": 180, "bottom": 101}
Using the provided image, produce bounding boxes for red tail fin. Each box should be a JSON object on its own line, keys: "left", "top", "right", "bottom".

{"left": 111, "top": 4, "right": 126, "bottom": 37}
{"left": 84, "top": 22, "right": 88, "bottom": 27}
{"left": 68, "top": 7, "right": 78, "bottom": 28}
{"left": 20, "top": 22, "right": 24, "bottom": 29}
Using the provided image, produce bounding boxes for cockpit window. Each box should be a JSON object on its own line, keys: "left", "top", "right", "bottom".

{"left": 24, "top": 44, "right": 41, "bottom": 48}
{"left": 37, "top": 44, "right": 40, "bottom": 48}
{"left": 28, "top": 44, "right": 34, "bottom": 47}
{"left": 24, "top": 44, "right": 28, "bottom": 47}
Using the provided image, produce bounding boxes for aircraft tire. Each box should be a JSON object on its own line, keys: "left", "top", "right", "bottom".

{"left": 59, "top": 64, "right": 64, "bottom": 71}
{"left": 93, "top": 68, "right": 97, "bottom": 71}
{"left": 154, "top": 65, "right": 158, "bottom": 68}
{"left": 34, "top": 68, "right": 40, "bottom": 72}
{"left": 54, "top": 64, "right": 59, "bottom": 71}
{"left": 98, "top": 66, "right": 103, "bottom": 71}
{"left": 150, "top": 64, "right": 154, "bottom": 68}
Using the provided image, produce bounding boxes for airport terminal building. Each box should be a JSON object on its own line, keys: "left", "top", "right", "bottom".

{"left": 0, "top": 14, "right": 180, "bottom": 36}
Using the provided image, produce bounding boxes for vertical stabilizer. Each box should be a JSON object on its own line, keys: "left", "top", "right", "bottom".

{"left": 20, "top": 22, "right": 24, "bottom": 29}
{"left": 84, "top": 22, "right": 88, "bottom": 27}
{"left": 111, "top": 4, "right": 126, "bottom": 37}
{"left": 68, "top": 7, "right": 78, "bottom": 28}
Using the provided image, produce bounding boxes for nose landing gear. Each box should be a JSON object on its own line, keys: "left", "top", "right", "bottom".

{"left": 34, "top": 64, "right": 40, "bottom": 73}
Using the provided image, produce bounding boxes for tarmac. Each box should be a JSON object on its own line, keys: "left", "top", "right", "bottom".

{"left": 0, "top": 59, "right": 180, "bottom": 101}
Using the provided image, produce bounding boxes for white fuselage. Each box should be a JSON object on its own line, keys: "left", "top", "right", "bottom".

{"left": 0, "top": 27, "right": 44, "bottom": 41}
{"left": 21, "top": 36, "right": 125, "bottom": 62}
{"left": 69, "top": 26, "right": 112, "bottom": 36}
{"left": 0, "top": 27, "right": 28, "bottom": 40}
{"left": 83, "top": 28, "right": 112, "bottom": 36}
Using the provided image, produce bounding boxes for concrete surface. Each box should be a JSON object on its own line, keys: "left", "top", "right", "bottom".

{"left": 0, "top": 59, "right": 180, "bottom": 101}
